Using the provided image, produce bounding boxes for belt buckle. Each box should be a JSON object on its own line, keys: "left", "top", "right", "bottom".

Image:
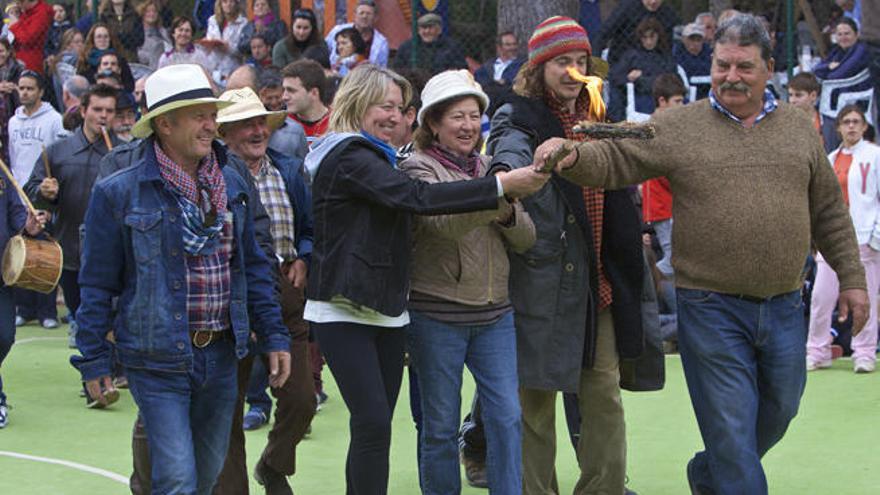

{"left": 192, "top": 330, "right": 212, "bottom": 348}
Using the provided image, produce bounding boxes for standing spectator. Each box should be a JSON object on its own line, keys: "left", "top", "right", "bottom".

{"left": 8, "top": 0, "right": 53, "bottom": 74}
{"left": 474, "top": 30, "right": 525, "bottom": 108}
{"left": 393, "top": 13, "right": 466, "bottom": 75}
{"left": 596, "top": 0, "right": 680, "bottom": 65}
{"left": 236, "top": 0, "right": 286, "bottom": 57}
{"left": 44, "top": 2, "right": 73, "bottom": 57}
{"left": 808, "top": 104, "right": 880, "bottom": 373}
{"left": 486, "top": 16, "right": 649, "bottom": 494}
{"left": 261, "top": 68, "right": 308, "bottom": 160}
{"left": 609, "top": 17, "right": 677, "bottom": 121}
{"left": 400, "top": 69, "right": 535, "bottom": 495}
{"left": 97, "top": 0, "right": 144, "bottom": 62}
{"left": 24, "top": 84, "right": 121, "bottom": 351}
{"left": 272, "top": 8, "right": 327, "bottom": 69}
{"left": 205, "top": 0, "right": 248, "bottom": 83}
{"left": 0, "top": 39, "right": 23, "bottom": 164}
{"left": 674, "top": 22, "right": 712, "bottom": 100}
{"left": 788, "top": 72, "right": 825, "bottom": 147}
{"left": 331, "top": 27, "right": 368, "bottom": 77}
{"left": 281, "top": 59, "right": 330, "bottom": 146}
{"left": 137, "top": 0, "right": 171, "bottom": 70}
{"left": 111, "top": 90, "right": 136, "bottom": 142}
{"left": 157, "top": 16, "right": 210, "bottom": 69}
{"left": 813, "top": 18, "right": 871, "bottom": 151}
{"left": 325, "top": 0, "right": 389, "bottom": 68}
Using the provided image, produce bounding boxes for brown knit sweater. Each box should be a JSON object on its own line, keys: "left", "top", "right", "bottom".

{"left": 562, "top": 99, "right": 866, "bottom": 298}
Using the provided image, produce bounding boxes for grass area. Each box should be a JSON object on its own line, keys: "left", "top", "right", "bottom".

{"left": 1, "top": 322, "right": 878, "bottom": 494}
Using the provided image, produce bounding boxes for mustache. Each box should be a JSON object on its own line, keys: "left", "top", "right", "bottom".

{"left": 719, "top": 81, "right": 752, "bottom": 96}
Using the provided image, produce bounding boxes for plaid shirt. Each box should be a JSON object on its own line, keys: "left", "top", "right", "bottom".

{"left": 253, "top": 156, "right": 298, "bottom": 261}
{"left": 545, "top": 91, "right": 613, "bottom": 310}
{"left": 155, "top": 143, "right": 233, "bottom": 332}
{"left": 709, "top": 88, "right": 778, "bottom": 126}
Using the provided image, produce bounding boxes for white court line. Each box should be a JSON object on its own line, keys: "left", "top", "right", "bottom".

{"left": 13, "top": 336, "right": 66, "bottom": 345}
{"left": 0, "top": 451, "right": 128, "bottom": 484}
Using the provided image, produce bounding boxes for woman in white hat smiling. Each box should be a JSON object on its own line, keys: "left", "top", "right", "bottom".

{"left": 398, "top": 69, "right": 534, "bottom": 494}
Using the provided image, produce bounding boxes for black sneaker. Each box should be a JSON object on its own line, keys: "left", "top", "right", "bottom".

{"left": 254, "top": 459, "right": 293, "bottom": 495}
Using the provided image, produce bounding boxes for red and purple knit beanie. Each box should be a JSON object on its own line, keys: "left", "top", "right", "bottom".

{"left": 528, "top": 16, "right": 592, "bottom": 67}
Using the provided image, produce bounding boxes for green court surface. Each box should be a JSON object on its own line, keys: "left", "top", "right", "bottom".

{"left": 1, "top": 323, "right": 877, "bottom": 494}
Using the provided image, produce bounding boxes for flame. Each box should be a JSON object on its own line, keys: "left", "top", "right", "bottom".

{"left": 566, "top": 66, "right": 606, "bottom": 122}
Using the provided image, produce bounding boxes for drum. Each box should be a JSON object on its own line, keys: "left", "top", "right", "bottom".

{"left": 2, "top": 235, "right": 63, "bottom": 294}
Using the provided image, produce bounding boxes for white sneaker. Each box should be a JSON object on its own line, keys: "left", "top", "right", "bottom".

{"left": 0, "top": 403, "right": 7, "bottom": 428}
{"left": 806, "top": 356, "right": 832, "bottom": 371}
{"left": 853, "top": 358, "right": 876, "bottom": 374}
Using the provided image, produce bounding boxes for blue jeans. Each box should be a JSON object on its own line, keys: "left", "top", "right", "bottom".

{"left": 125, "top": 339, "right": 239, "bottom": 495}
{"left": 244, "top": 348, "right": 272, "bottom": 416}
{"left": 407, "top": 311, "right": 522, "bottom": 495}
{"left": 0, "top": 286, "right": 16, "bottom": 404}
{"left": 677, "top": 288, "right": 806, "bottom": 495}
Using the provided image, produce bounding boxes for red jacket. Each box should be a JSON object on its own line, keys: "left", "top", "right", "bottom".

{"left": 642, "top": 177, "right": 672, "bottom": 223}
{"left": 10, "top": 0, "right": 53, "bottom": 73}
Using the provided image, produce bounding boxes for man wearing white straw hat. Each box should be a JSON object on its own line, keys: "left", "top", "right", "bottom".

{"left": 211, "top": 87, "right": 315, "bottom": 495}
{"left": 71, "top": 64, "right": 292, "bottom": 494}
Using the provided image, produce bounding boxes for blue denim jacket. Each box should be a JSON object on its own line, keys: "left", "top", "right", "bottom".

{"left": 72, "top": 138, "right": 290, "bottom": 381}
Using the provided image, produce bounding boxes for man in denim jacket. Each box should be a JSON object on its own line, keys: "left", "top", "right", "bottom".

{"left": 71, "top": 64, "right": 291, "bottom": 494}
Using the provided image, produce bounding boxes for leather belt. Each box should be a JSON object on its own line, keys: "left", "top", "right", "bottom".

{"left": 189, "top": 330, "right": 230, "bottom": 348}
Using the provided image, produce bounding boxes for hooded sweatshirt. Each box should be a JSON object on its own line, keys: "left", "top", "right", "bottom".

{"left": 8, "top": 102, "right": 67, "bottom": 185}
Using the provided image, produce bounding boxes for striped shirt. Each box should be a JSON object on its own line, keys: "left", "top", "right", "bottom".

{"left": 253, "top": 156, "right": 297, "bottom": 261}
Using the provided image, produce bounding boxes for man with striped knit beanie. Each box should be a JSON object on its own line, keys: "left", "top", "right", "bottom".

{"left": 486, "top": 16, "right": 652, "bottom": 495}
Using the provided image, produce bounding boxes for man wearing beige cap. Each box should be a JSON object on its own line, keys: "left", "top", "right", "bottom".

{"left": 71, "top": 64, "right": 291, "bottom": 494}
{"left": 674, "top": 22, "right": 712, "bottom": 99}
{"left": 212, "top": 86, "right": 316, "bottom": 495}
{"left": 392, "top": 12, "right": 466, "bottom": 74}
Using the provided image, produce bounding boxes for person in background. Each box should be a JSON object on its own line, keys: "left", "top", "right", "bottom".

{"left": 137, "top": 0, "right": 171, "bottom": 70}
{"left": 788, "top": 72, "right": 825, "bottom": 147}
{"left": 813, "top": 17, "right": 871, "bottom": 151}
{"left": 303, "top": 63, "right": 549, "bottom": 495}
{"left": 331, "top": 27, "right": 368, "bottom": 77}
{"left": 75, "top": 24, "right": 135, "bottom": 89}
{"left": 60, "top": 74, "right": 88, "bottom": 131}
{"left": 44, "top": 1, "right": 72, "bottom": 57}
{"left": 281, "top": 59, "right": 330, "bottom": 146}
{"left": 8, "top": 0, "right": 53, "bottom": 74}
{"left": 111, "top": 90, "right": 136, "bottom": 142}
{"left": 474, "top": 30, "right": 525, "bottom": 108}
{"left": 157, "top": 16, "right": 210, "bottom": 68}
{"left": 400, "top": 69, "right": 535, "bottom": 495}
{"left": 56, "top": 27, "right": 84, "bottom": 66}
{"left": 246, "top": 34, "right": 273, "bottom": 68}
{"left": 97, "top": 0, "right": 143, "bottom": 62}
{"left": 205, "top": 0, "right": 248, "bottom": 85}
{"left": 674, "top": 22, "right": 712, "bottom": 100}
{"left": 272, "top": 8, "right": 327, "bottom": 70}
{"left": 0, "top": 38, "right": 24, "bottom": 164}
{"left": 192, "top": 0, "right": 215, "bottom": 31}
{"left": 260, "top": 68, "right": 308, "bottom": 161}
{"left": 393, "top": 13, "right": 466, "bottom": 75}
{"left": 597, "top": 0, "right": 680, "bottom": 65}
{"left": 237, "top": 0, "right": 286, "bottom": 58}
{"left": 696, "top": 11, "right": 717, "bottom": 46}
{"left": 808, "top": 104, "right": 880, "bottom": 374}
{"left": 325, "top": 0, "right": 389, "bottom": 68}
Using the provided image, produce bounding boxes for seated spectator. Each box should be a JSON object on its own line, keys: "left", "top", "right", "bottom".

{"left": 225, "top": 64, "right": 257, "bottom": 91}
{"left": 325, "top": 0, "right": 389, "bottom": 67}
{"left": 236, "top": 0, "right": 286, "bottom": 57}
{"left": 137, "top": 0, "right": 171, "bottom": 69}
{"left": 94, "top": 51, "right": 133, "bottom": 90}
{"left": 97, "top": 0, "right": 143, "bottom": 62}
{"left": 272, "top": 8, "right": 328, "bottom": 69}
{"left": 246, "top": 34, "right": 273, "bottom": 68}
{"left": 157, "top": 16, "right": 210, "bottom": 68}
{"left": 331, "top": 27, "right": 368, "bottom": 77}
{"left": 597, "top": 0, "right": 680, "bottom": 64}
{"left": 392, "top": 13, "right": 466, "bottom": 75}
{"left": 609, "top": 17, "right": 677, "bottom": 121}
{"left": 813, "top": 17, "right": 871, "bottom": 150}
{"left": 45, "top": 2, "right": 73, "bottom": 57}
{"left": 205, "top": 0, "right": 248, "bottom": 82}
{"left": 788, "top": 72, "right": 825, "bottom": 148}
{"left": 192, "top": 0, "right": 215, "bottom": 31}
{"left": 474, "top": 30, "right": 524, "bottom": 111}
{"left": 673, "top": 22, "right": 711, "bottom": 100}
{"left": 0, "top": 38, "right": 23, "bottom": 163}
{"left": 76, "top": 23, "right": 133, "bottom": 85}
{"left": 57, "top": 27, "right": 84, "bottom": 66}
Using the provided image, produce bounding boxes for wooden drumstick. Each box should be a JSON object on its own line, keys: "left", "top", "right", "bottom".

{"left": 100, "top": 126, "right": 113, "bottom": 151}
{"left": 41, "top": 145, "right": 51, "bottom": 178}
{"left": 0, "top": 157, "right": 38, "bottom": 216}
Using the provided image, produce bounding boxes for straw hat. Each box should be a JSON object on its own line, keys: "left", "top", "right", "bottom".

{"left": 216, "top": 87, "right": 286, "bottom": 131}
{"left": 131, "top": 64, "right": 231, "bottom": 139}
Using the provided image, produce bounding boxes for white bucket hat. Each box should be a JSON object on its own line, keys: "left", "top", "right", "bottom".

{"left": 131, "top": 64, "right": 232, "bottom": 139}
{"left": 217, "top": 87, "right": 287, "bottom": 131}
{"left": 417, "top": 70, "right": 490, "bottom": 127}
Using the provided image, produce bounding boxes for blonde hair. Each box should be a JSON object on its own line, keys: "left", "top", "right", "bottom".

{"left": 214, "top": 0, "right": 241, "bottom": 27}
{"left": 329, "top": 64, "right": 412, "bottom": 133}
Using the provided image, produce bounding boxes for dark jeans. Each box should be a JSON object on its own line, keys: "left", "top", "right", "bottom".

{"left": 677, "top": 288, "right": 806, "bottom": 495}
{"left": 59, "top": 269, "right": 80, "bottom": 319}
{"left": 0, "top": 286, "right": 16, "bottom": 404}
{"left": 14, "top": 287, "right": 58, "bottom": 321}
{"left": 314, "top": 321, "right": 406, "bottom": 495}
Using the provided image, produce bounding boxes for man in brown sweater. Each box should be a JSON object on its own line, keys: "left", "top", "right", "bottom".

{"left": 538, "top": 14, "right": 869, "bottom": 495}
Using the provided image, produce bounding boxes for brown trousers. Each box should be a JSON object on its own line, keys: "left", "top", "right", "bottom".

{"left": 130, "top": 271, "right": 316, "bottom": 494}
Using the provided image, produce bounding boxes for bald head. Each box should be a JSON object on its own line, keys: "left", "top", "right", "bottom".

{"left": 226, "top": 65, "right": 259, "bottom": 91}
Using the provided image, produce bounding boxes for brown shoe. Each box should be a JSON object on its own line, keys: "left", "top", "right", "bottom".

{"left": 460, "top": 452, "right": 488, "bottom": 488}
{"left": 254, "top": 459, "right": 293, "bottom": 495}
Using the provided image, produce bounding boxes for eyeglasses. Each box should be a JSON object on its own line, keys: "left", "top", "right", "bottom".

{"left": 840, "top": 118, "right": 864, "bottom": 127}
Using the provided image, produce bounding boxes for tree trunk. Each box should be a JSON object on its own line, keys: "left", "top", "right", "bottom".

{"left": 497, "top": 0, "right": 579, "bottom": 49}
